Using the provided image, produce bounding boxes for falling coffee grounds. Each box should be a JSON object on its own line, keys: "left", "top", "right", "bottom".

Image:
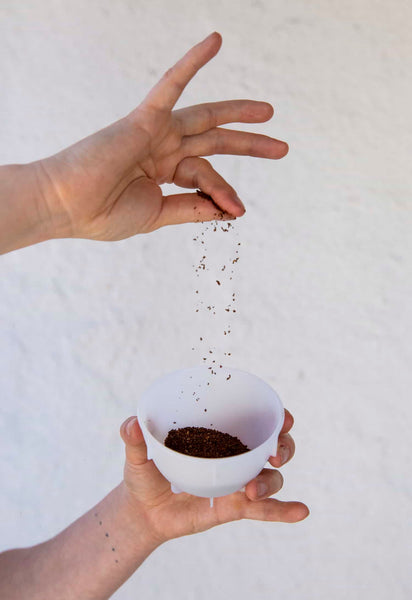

{"left": 165, "top": 426, "right": 249, "bottom": 458}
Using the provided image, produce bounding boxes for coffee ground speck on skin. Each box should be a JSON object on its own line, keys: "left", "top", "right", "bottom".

{"left": 165, "top": 426, "right": 249, "bottom": 458}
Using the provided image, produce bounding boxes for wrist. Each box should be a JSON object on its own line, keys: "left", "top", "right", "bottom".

{"left": 114, "top": 482, "right": 163, "bottom": 555}
{"left": 0, "top": 163, "right": 56, "bottom": 254}
{"left": 1, "top": 483, "right": 163, "bottom": 600}
{"left": 31, "top": 159, "right": 74, "bottom": 240}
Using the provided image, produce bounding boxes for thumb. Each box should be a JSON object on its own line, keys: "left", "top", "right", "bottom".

{"left": 155, "top": 155, "right": 245, "bottom": 228}
{"left": 120, "top": 416, "right": 172, "bottom": 503}
{"left": 120, "top": 416, "right": 148, "bottom": 466}
{"left": 153, "top": 192, "right": 236, "bottom": 230}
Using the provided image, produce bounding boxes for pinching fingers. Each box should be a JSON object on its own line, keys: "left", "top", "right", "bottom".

{"left": 173, "top": 156, "right": 245, "bottom": 216}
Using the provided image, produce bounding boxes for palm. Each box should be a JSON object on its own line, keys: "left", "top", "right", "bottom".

{"left": 124, "top": 460, "right": 244, "bottom": 541}
{"left": 148, "top": 489, "right": 244, "bottom": 540}
{"left": 121, "top": 413, "right": 308, "bottom": 543}
{"left": 39, "top": 33, "right": 288, "bottom": 242}
{"left": 145, "top": 480, "right": 297, "bottom": 541}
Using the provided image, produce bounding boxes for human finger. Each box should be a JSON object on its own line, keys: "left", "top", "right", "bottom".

{"left": 121, "top": 416, "right": 173, "bottom": 504}
{"left": 120, "top": 416, "right": 149, "bottom": 466}
{"left": 143, "top": 32, "right": 222, "bottom": 111}
{"left": 244, "top": 468, "right": 284, "bottom": 501}
{"left": 181, "top": 127, "right": 289, "bottom": 159}
{"left": 269, "top": 432, "right": 296, "bottom": 468}
{"left": 281, "top": 409, "right": 294, "bottom": 434}
{"left": 241, "top": 498, "right": 309, "bottom": 523}
{"left": 173, "top": 156, "right": 245, "bottom": 216}
{"left": 149, "top": 192, "right": 236, "bottom": 231}
{"left": 212, "top": 492, "right": 309, "bottom": 525}
{"left": 174, "top": 100, "right": 274, "bottom": 136}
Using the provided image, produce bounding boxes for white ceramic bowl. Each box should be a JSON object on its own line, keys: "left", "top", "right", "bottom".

{"left": 137, "top": 366, "right": 284, "bottom": 500}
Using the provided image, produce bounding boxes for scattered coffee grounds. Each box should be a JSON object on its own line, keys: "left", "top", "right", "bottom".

{"left": 196, "top": 189, "right": 224, "bottom": 215}
{"left": 191, "top": 197, "right": 241, "bottom": 382}
{"left": 164, "top": 426, "right": 249, "bottom": 458}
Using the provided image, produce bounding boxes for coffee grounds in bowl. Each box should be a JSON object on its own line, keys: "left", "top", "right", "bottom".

{"left": 164, "top": 426, "right": 249, "bottom": 458}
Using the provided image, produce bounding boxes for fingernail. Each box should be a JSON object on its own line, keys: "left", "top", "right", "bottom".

{"left": 256, "top": 481, "right": 268, "bottom": 497}
{"left": 235, "top": 195, "right": 246, "bottom": 212}
{"left": 203, "top": 32, "right": 219, "bottom": 43}
{"left": 126, "top": 419, "right": 135, "bottom": 436}
{"left": 279, "top": 445, "right": 290, "bottom": 465}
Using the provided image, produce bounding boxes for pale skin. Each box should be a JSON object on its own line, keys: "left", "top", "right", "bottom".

{"left": 0, "top": 32, "right": 309, "bottom": 599}
{"left": 0, "top": 32, "right": 289, "bottom": 254}
{"left": 0, "top": 413, "right": 308, "bottom": 600}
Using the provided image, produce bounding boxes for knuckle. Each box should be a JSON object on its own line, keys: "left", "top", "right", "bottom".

{"left": 213, "top": 128, "right": 222, "bottom": 153}
{"left": 205, "top": 105, "right": 217, "bottom": 129}
{"left": 163, "top": 66, "right": 175, "bottom": 80}
{"left": 196, "top": 157, "right": 210, "bottom": 172}
{"left": 163, "top": 67, "right": 184, "bottom": 94}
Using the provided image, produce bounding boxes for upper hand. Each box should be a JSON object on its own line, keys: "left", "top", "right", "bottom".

{"left": 119, "top": 412, "right": 309, "bottom": 545}
{"left": 35, "top": 32, "right": 289, "bottom": 242}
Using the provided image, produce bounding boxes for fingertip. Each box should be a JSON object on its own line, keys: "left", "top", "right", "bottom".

{"left": 203, "top": 32, "right": 222, "bottom": 53}
{"left": 233, "top": 196, "right": 246, "bottom": 216}
{"left": 266, "top": 139, "right": 289, "bottom": 160}
{"left": 268, "top": 455, "right": 282, "bottom": 469}
{"left": 211, "top": 31, "right": 222, "bottom": 45}
{"left": 283, "top": 409, "right": 294, "bottom": 432}
{"left": 122, "top": 418, "right": 149, "bottom": 465}
{"left": 262, "top": 102, "right": 274, "bottom": 119}
{"left": 225, "top": 204, "right": 245, "bottom": 219}
{"left": 245, "top": 469, "right": 283, "bottom": 501}
{"left": 222, "top": 191, "right": 245, "bottom": 218}
{"left": 120, "top": 416, "right": 134, "bottom": 437}
{"left": 287, "top": 502, "right": 310, "bottom": 523}
{"left": 244, "top": 480, "right": 260, "bottom": 501}
{"left": 120, "top": 416, "right": 140, "bottom": 444}
{"left": 213, "top": 195, "right": 244, "bottom": 220}
{"left": 295, "top": 503, "right": 310, "bottom": 522}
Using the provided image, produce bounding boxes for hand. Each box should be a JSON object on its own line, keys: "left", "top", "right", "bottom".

{"left": 119, "top": 411, "right": 309, "bottom": 544}
{"left": 35, "top": 32, "right": 289, "bottom": 242}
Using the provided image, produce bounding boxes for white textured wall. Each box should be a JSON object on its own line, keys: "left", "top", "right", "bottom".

{"left": 1, "top": 1, "right": 412, "bottom": 599}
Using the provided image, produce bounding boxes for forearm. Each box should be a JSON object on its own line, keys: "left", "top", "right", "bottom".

{"left": 0, "top": 483, "right": 160, "bottom": 600}
{"left": 0, "top": 163, "right": 54, "bottom": 254}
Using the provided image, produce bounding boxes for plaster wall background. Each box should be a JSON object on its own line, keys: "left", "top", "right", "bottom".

{"left": 1, "top": 1, "right": 411, "bottom": 598}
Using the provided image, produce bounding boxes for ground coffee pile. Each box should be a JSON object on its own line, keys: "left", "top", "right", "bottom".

{"left": 165, "top": 426, "right": 249, "bottom": 458}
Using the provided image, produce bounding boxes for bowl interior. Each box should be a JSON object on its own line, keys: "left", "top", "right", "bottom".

{"left": 139, "top": 366, "right": 282, "bottom": 451}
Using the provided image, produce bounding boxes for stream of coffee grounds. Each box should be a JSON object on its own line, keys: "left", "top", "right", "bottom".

{"left": 191, "top": 190, "right": 240, "bottom": 379}
{"left": 165, "top": 426, "right": 249, "bottom": 458}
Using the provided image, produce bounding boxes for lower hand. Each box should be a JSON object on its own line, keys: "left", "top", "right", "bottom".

{"left": 119, "top": 411, "right": 309, "bottom": 545}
